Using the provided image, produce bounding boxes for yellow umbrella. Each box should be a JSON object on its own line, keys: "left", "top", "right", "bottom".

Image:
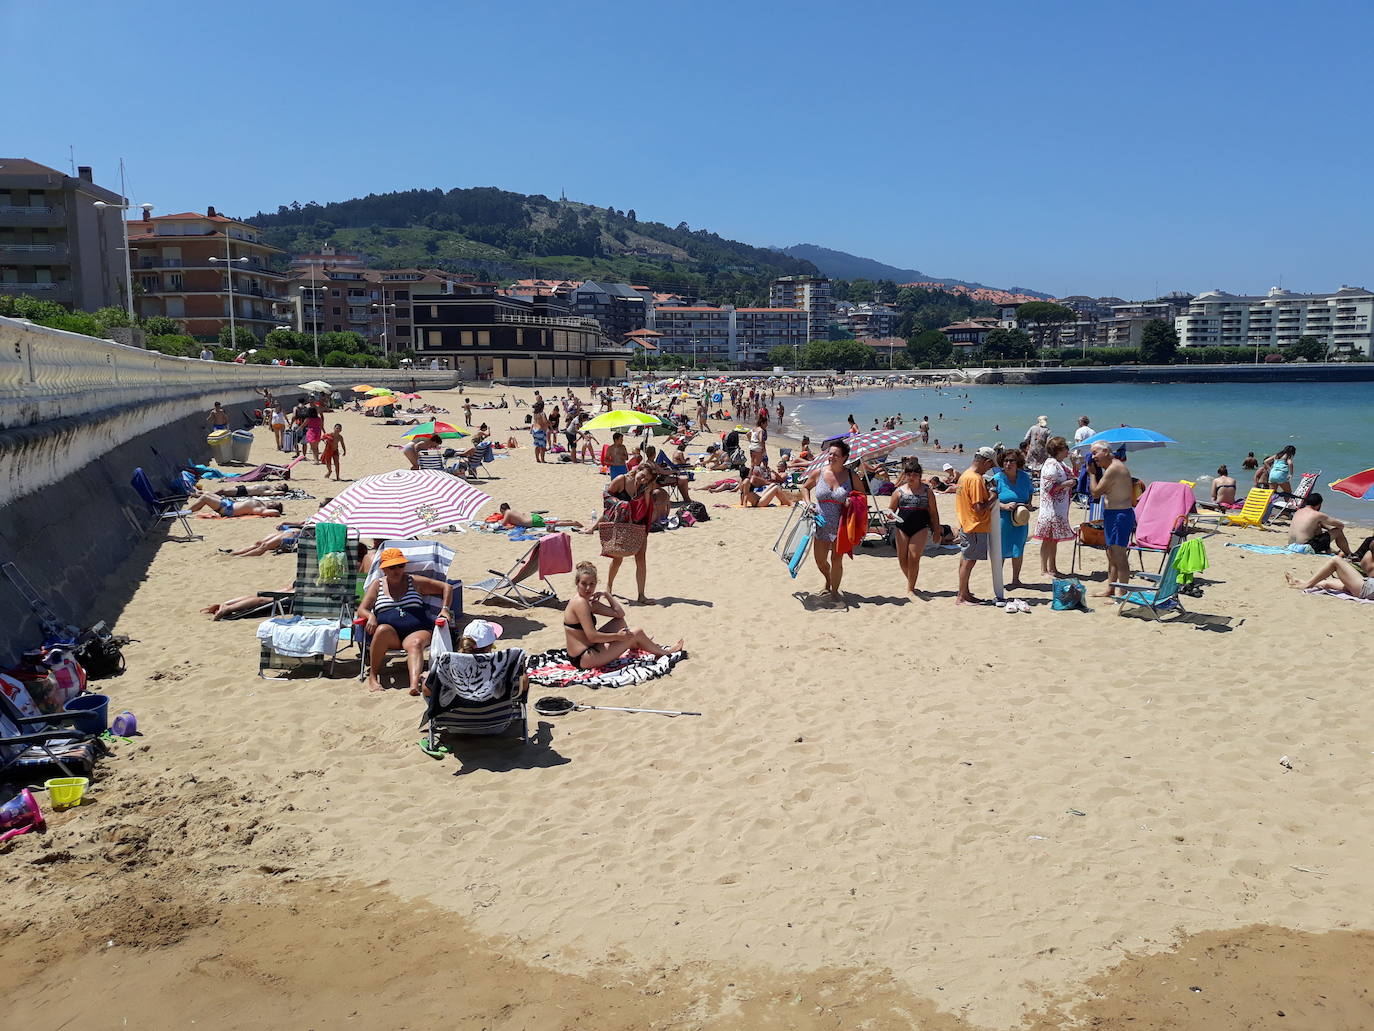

{"left": 366, "top": 387, "right": 394, "bottom": 396}
{"left": 580, "top": 409, "right": 667, "bottom": 431}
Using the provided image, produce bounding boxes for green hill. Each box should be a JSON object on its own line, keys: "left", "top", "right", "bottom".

{"left": 249, "top": 187, "right": 819, "bottom": 305}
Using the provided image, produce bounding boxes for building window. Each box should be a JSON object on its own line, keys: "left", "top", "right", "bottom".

{"left": 169, "top": 273, "right": 183, "bottom": 290}
{"left": 394, "top": 290, "right": 410, "bottom": 300}
{"left": 430, "top": 305, "right": 438, "bottom": 318}
{"left": 395, "top": 324, "right": 410, "bottom": 336}
{"left": 477, "top": 330, "right": 490, "bottom": 346}
{"left": 428, "top": 330, "right": 442, "bottom": 348}
{"left": 332, "top": 306, "right": 341, "bottom": 314}
{"left": 332, "top": 289, "right": 341, "bottom": 297}
{"left": 461, "top": 331, "right": 473, "bottom": 346}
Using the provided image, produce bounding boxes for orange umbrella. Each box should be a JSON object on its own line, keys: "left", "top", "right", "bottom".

{"left": 353, "top": 383, "right": 374, "bottom": 392}
{"left": 362, "top": 395, "right": 395, "bottom": 408}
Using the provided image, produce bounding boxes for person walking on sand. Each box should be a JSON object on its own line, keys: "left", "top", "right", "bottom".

{"left": 463, "top": 398, "right": 473, "bottom": 427}
{"left": 1088, "top": 442, "right": 1134, "bottom": 598}
{"left": 531, "top": 401, "right": 550, "bottom": 463}
{"left": 600, "top": 465, "right": 657, "bottom": 605}
{"left": 803, "top": 438, "right": 863, "bottom": 605}
{"left": 321, "top": 423, "right": 346, "bottom": 480}
{"left": 954, "top": 447, "right": 997, "bottom": 605}
{"left": 1073, "top": 415, "right": 1094, "bottom": 445}
{"left": 888, "top": 456, "right": 939, "bottom": 596}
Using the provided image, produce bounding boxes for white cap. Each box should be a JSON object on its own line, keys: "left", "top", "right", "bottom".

{"left": 461, "top": 619, "right": 503, "bottom": 648}
{"left": 942, "top": 463, "right": 956, "bottom": 473}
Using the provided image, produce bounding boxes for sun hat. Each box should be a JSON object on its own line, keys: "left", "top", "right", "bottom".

{"left": 1012, "top": 504, "right": 1032, "bottom": 526}
{"left": 379, "top": 547, "right": 407, "bottom": 568}
{"left": 942, "top": 463, "right": 956, "bottom": 473}
{"left": 1037, "top": 415, "right": 1049, "bottom": 427}
{"left": 461, "top": 619, "right": 503, "bottom": 648}
{"left": 974, "top": 446, "right": 996, "bottom": 460}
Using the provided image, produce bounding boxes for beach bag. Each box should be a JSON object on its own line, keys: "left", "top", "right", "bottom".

{"left": 1052, "top": 577, "right": 1087, "bottom": 611}
{"left": 75, "top": 626, "right": 129, "bottom": 680}
{"left": 683, "top": 501, "right": 709, "bottom": 523}
{"left": 1078, "top": 521, "right": 1105, "bottom": 549}
{"left": 5, "top": 647, "right": 86, "bottom": 714}
{"left": 599, "top": 501, "right": 647, "bottom": 558}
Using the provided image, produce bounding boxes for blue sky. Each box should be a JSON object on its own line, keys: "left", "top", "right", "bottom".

{"left": 6, "top": 0, "right": 1371, "bottom": 299}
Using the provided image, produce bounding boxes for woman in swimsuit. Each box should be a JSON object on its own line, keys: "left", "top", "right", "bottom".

{"left": 803, "top": 438, "right": 861, "bottom": 603}
{"left": 600, "top": 465, "right": 659, "bottom": 603}
{"left": 888, "top": 456, "right": 940, "bottom": 596}
{"left": 357, "top": 547, "right": 453, "bottom": 694}
{"left": 1267, "top": 445, "right": 1296, "bottom": 496}
{"left": 303, "top": 405, "right": 325, "bottom": 462}
{"left": 563, "top": 561, "right": 682, "bottom": 670}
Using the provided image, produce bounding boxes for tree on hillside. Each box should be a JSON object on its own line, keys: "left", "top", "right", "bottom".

{"left": 1138, "top": 319, "right": 1179, "bottom": 364}
{"left": 1014, "top": 301, "right": 1077, "bottom": 350}
{"left": 1285, "top": 335, "right": 1327, "bottom": 362}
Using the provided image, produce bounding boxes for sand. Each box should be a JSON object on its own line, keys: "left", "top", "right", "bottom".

{"left": 3, "top": 382, "right": 1372, "bottom": 1030}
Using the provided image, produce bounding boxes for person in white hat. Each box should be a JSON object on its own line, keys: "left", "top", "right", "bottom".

{"left": 458, "top": 619, "right": 503, "bottom": 652}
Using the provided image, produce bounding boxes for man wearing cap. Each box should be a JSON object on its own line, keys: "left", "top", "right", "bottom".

{"left": 1088, "top": 442, "right": 1134, "bottom": 598}
{"left": 954, "top": 447, "right": 998, "bottom": 604}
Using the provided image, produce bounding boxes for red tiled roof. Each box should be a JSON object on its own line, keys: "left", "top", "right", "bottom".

{"left": 655, "top": 306, "right": 727, "bottom": 313}
{"left": 624, "top": 328, "right": 663, "bottom": 336}
{"left": 736, "top": 307, "right": 805, "bottom": 313}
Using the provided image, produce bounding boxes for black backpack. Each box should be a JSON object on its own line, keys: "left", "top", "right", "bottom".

{"left": 75, "top": 623, "right": 130, "bottom": 679}
{"left": 683, "top": 501, "right": 710, "bottom": 523}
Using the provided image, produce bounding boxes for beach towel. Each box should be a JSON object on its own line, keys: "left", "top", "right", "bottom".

{"left": 524, "top": 648, "right": 686, "bottom": 689}
{"left": 1304, "top": 587, "right": 1374, "bottom": 605}
{"left": 1133, "top": 482, "right": 1196, "bottom": 551}
{"left": 834, "top": 493, "right": 868, "bottom": 558}
{"left": 1224, "top": 542, "right": 1316, "bottom": 556}
{"left": 255, "top": 615, "right": 341, "bottom": 657}
{"left": 431, "top": 649, "right": 525, "bottom": 706}
{"left": 1173, "top": 538, "right": 1208, "bottom": 585}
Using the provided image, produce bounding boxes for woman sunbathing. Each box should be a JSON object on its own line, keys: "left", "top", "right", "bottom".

{"left": 200, "top": 587, "right": 291, "bottom": 620}
{"left": 187, "top": 492, "right": 284, "bottom": 518}
{"left": 1286, "top": 556, "right": 1374, "bottom": 598}
{"left": 211, "top": 482, "right": 292, "bottom": 498}
{"left": 562, "top": 561, "right": 682, "bottom": 669}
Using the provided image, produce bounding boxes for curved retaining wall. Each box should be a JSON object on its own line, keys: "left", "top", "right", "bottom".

{"left": 0, "top": 316, "right": 458, "bottom": 506}
{"left": 0, "top": 316, "right": 458, "bottom": 662}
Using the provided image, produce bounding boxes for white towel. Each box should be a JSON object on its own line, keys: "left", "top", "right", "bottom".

{"left": 256, "top": 615, "right": 340, "bottom": 657}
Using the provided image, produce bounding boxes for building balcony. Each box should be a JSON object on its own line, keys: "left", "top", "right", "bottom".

{"left": 0, "top": 280, "right": 72, "bottom": 301}
{"left": 0, "top": 204, "right": 65, "bottom": 226}
{"left": 0, "top": 242, "right": 69, "bottom": 264}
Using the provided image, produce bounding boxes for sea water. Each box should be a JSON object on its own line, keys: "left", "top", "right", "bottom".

{"left": 787, "top": 380, "right": 1373, "bottom": 523}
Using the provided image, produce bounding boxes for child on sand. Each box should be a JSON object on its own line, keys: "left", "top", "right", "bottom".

{"left": 321, "top": 424, "right": 346, "bottom": 480}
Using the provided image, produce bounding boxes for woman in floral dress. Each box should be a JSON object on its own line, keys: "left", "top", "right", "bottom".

{"left": 1033, "top": 436, "right": 1077, "bottom": 577}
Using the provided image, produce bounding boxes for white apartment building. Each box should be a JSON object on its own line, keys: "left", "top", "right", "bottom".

{"left": 769, "top": 275, "right": 833, "bottom": 343}
{"left": 647, "top": 304, "right": 807, "bottom": 367}
{"left": 1176, "top": 285, "right": 1374, "bottom": 357}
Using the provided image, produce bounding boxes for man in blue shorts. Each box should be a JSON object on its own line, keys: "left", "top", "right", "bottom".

{"left": 1088, "top": 442, "right": 1135, "bottom": 598}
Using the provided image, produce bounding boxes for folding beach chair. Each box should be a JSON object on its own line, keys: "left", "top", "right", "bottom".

{"left": 355, "top": 540, "right": 461, "bottom": 683}
{"left": 224, "top": 456, "right": 303, "bottom": 482}
{"left": 0, "top": 680, "right": 104, "bottom": 784}
{"left": 1069, "top": 497, "right": 1106, "bottom": 574}
{"left": 455, "top": 440, "right": 497, "bottom": 479}
{"left": 416, "top": 451, "right": 447, "bottom": 472}
{"left": 469, "top": 532, "right": 572, "bottom": 609}
{"left": 1112, "top": 542, "right": 1187, "bottom": 620}
{"left": 1128, "top": 481, "right": 1199, "bottom": 572}
{"left": 1221, "top": 488, "right": 1276, "bottom": 529}
{"left": 130, "top": 467, "right": 200, "bottom": 541}
{"left": 418, "top": 645, "right": 528, "bottom": 751}
{"left": 1269, "top": 471, "right": 1320, "bottom": 523}
{"left": 257, "top": 523, "right": 360, "bottom": 678}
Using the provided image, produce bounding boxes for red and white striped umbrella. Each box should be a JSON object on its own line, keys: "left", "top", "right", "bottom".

{"left": 803, "top": 428, "right": 918, "bottom": 474}
{"left": 308, "top": 469, "right": 491, "bottom": 539}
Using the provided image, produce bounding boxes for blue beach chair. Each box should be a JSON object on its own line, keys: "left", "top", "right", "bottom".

{"left": 130, "top": 468, "right": 200, "bottom": 541}
{"left": 1111, "top": 543, "right": 1186, "bottom": 619}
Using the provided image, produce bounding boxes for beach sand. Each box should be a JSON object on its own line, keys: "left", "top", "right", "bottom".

{"left": 3, "top": 383, "right": 1372, "bottom": 1029}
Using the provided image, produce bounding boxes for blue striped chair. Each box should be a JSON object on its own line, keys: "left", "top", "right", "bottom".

{"left": 418, "top": 647, "right": 528, "bottom": 755}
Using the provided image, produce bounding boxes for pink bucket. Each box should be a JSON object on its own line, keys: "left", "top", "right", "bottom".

{"left": 0, "top": 788, "right": 44, "bottom": 843}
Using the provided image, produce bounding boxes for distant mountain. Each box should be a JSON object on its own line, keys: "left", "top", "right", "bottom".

{"left": 781, "top": 243, "right": 1053, "bottom": 300}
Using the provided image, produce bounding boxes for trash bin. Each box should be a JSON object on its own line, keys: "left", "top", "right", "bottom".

{"left": 207, "top": 429, "right": 232, "bottom": 465}
{"left": 230, "top": 429, "right": 254, "bottom": 464}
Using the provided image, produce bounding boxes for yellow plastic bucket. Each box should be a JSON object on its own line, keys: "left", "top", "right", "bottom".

{"left": 44, "top": 777, "right": 88, "bottom": 810}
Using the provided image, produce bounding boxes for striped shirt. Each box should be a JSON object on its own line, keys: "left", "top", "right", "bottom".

{"left": 375, "top": 574, "right": 425, "bottom": 613}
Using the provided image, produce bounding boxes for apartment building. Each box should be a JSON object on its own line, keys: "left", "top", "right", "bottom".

{"left": 0, "top": 158, "right": 123, "bottom": 310}
{"left": 648, "top": 305, "right": 734, "bottom": 366}
{"left": 411, "top": 288, "right": 631, "bottom": 382}
{"left": 734, "top": 307, "right": 808, "bottom": 366}
{"left": 1174, "top": 286, "right": 1374, "bottom": 356}
{"left": 127, "top": 207, "right": 286, "bottom": 339}
{"left": 567, "top": 280, "right": 648, "bottom": 339}
{"left": 769, "top": 274, "right": 833, "bottom": 343}
{"left": 848, "top": 301, "right": 899, "bottom": 341}
{"left": 285, "top": 252, "right": 475, "bottom": 353}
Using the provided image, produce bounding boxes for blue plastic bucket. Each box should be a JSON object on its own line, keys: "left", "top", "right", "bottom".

{"left": 63, "top": 693, "right": 110, "bottom": 736}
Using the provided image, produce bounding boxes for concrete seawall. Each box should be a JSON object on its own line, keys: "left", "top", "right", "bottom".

{"left": 0, "top": 316, "right": 459, "bottom": 662}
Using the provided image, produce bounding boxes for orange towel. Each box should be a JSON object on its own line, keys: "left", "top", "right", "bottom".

{"left": 834, "top": 494, "right": 868, "bottom": 558}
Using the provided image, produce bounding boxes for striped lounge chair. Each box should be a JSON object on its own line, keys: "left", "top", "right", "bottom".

{"left": 418, "top": 646, "right": 528, "bottom": 754}
{"left": 257, "top": 524, "right": 360, "bottom": 678}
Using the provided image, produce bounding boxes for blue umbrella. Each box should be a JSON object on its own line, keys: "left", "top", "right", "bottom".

{"left": 1070, "top": 427, "right": 1178, "bottom": 453}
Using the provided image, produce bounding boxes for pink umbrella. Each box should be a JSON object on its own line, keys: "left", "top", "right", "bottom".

{"left": 308, "top": 469, "right": 491, "bottom": 539}
{"left": 802, "top": 428, "right": 918, "bottom": 474}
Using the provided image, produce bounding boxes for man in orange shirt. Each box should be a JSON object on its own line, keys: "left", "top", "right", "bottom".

{"left": 955, "top": 446, "right": 997, "bottom": 605}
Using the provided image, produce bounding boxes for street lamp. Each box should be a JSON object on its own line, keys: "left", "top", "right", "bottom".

{"left": 92, "top": 199, "right": 154, "bottom": 321}
{"left": 209, "top": 232, "right": 249, "bottom": 350}
{"left": 372, "top": 300, "right": 396, "bottom": 356}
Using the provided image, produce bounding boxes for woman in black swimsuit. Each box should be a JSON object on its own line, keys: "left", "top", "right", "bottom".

{"left": 563, "top": 561, "right": 683, "bottom": 670}
{"left": 888, "top": 456, "right": 940, "bottom": 596}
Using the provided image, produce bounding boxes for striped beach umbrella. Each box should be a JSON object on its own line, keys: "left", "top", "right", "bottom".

{"left": 803, "top": 428, "right": 917, "bottom": 474}
{"left": 308, "top": 470, "right": 491, "bottom": 539}
{"left": 401, "top": 421, "right": 465, "bottom": 440}
{"left": 1329, "top": 467, "right": 1374, "bottom": 501}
